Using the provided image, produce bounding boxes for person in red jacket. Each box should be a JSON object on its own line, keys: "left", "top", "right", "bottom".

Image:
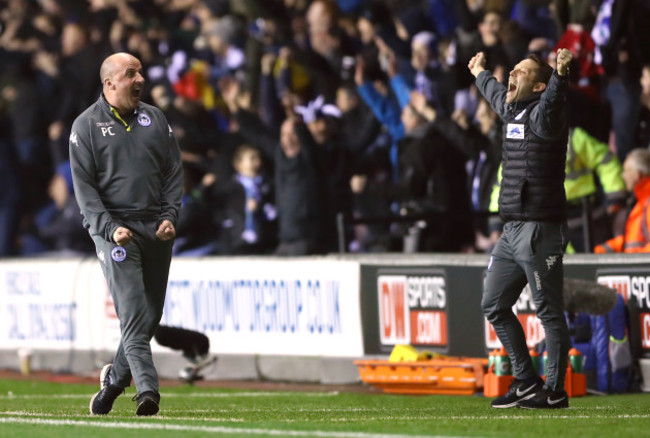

{"left": 595, "top": 148, "right": 650, "bottom": 253}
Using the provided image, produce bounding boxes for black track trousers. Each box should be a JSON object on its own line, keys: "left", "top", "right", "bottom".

{"left": 482, "top": 220, "right": 570, "bottom": 390}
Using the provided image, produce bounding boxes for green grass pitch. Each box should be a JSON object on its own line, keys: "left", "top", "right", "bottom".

{"left": 0, "top": 379, "right": 648, "bottom": 438}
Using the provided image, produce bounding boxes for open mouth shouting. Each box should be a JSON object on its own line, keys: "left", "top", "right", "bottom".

{"left": 132, "top": 85, "right": 142, "bottom": 100}
{"left": 507, "top": 81, "right": 517, "bottom": 100}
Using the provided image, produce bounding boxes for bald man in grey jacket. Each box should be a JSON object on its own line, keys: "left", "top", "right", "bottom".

{"left": 70, "top": 52, "right": 183, "bottom": 416}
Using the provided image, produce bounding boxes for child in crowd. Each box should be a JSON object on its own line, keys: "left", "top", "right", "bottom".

{"left": 217, "top": 144, "right": 277, "bottom": 254}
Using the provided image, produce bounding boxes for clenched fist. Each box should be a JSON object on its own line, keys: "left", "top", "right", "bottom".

{"left": 113, "top": 227, "right": 133, "bottom": 246}
{"left": 156, "top": 219, "right": 176, "bottom": 241}
{"left": 468, "top": 52, "right": 486, "bottom": 78}
{"left": 556, "top": 48, "right": 573, "bottom": 76}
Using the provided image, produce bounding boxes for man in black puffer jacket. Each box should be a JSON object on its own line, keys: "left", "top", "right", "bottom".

{"left": 469, "top": 48, "right": 574, "bottom": 409}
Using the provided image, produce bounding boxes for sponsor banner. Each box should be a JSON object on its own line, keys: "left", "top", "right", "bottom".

{"left": 4, "top": 256, "right": 648, "bottom": 358}
{"left": 0, "top": 258, "right": 363, "bottom": 357}
{"left": 0, "top": 260, "right": 83, "bottom": 349}
{"left": 162, "top": 259, "right": 363, "bottom": 357}
{"left": 598, "top": 274, "right": 650, "bottom": 310}
{"left": 377, "top": 273, "right": 448, "bottom": 347}
{"left": 485, "top": 284, "right": 544, "bottom": 350}
{"left": 0, "top": 258, "right": 120, "bottom": 351}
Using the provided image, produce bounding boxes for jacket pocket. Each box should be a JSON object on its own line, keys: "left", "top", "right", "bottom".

{"left": 529, "top": 222, "right": 539, "bottom": 256}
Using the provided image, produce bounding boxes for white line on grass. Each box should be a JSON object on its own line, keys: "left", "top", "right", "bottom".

{"left": 0, "top": 417, "right": 472, "bottom": 438}
{"left": 0, "top": 411, "right": 245, "bottom": 422}
{"left": 0, "top": 391, "right": 339, "bottom": 400}
{"left": 2, "top": 411, "right": 649, "bottom": 422}
{"left": 322, "top": 414, "right": 650, "bottom": 421}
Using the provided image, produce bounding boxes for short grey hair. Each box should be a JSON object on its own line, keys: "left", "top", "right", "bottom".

{"left": 625, "top": 148, "right": 650, "bottom": 175}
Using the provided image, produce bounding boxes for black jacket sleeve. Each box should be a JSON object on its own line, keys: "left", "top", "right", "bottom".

{"left": 475, "top": 70, "right": 509, "bottom": 120}
{"left": 529, "top": 70, "right": 569, "bottom": 140}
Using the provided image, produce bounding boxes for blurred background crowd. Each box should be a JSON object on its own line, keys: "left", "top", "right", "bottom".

{"left": 1, "top": 0, "right": 650, "bottom": 258}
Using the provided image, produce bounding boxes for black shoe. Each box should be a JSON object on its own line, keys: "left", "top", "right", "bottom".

{"left": 517, "top": 387, "right": 569, "bottom": 409}
{"left": 133, "top": 391, "right": 160, "bottom": 416}
{"left": 491, "top": 377, "right": 545, "bottom": 409}
{"left": 90, "top": 364, "right": 124, "bottom": 415}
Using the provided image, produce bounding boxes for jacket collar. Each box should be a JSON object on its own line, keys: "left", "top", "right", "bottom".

{"left": 99, "top": 93, "right": 140, "bottom": 116}
{"left": 508, "top": 94, "right": 540, "bottom": 115}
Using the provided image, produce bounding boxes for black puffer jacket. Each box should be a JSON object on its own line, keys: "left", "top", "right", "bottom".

{"left": 476, "top": 70, "right": 569, "bottom": 223}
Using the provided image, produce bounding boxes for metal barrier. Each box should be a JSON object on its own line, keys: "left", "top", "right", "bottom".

{"left": 337, "top": 195, "right": 602, "bottom": 254}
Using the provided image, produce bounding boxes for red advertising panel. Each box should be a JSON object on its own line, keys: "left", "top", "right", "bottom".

{"left": 378, "top": 274, "right": 448, "bottom": 347}
{"left": 410, "top": 310, "right": 447, "bottom": 345}
{"left": 641, "top": 312, "right": 650, "bottom": 350}
{"left": 378, "top": 276, "right": 409, "bottom": 345}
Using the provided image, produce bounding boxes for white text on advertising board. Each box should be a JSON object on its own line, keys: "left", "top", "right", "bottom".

{"left": 378, "top": 275, "right": 447, "bottom": 347}
{"left": 406, "top": 276, "right": 447, "bottom": 309}
{"left": 162, "top": 279, "right": 341, "bottom": 335}
{"left": 629, "top": 277, "right": 650, "bottom": 309}
{"left": 4, "top": 271, "right": 77, "bottom": 341}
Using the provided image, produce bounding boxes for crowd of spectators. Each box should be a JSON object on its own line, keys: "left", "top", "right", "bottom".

{"left": 1, "top": 0, "right": 650, "bottom": 258}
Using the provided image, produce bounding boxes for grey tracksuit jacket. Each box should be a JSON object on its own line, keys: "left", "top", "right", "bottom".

{"left": 69, "top": 94, "right": 183, "bottom": 394}
{"left": 69, "top": 95, "right": 183, "bottom": 240}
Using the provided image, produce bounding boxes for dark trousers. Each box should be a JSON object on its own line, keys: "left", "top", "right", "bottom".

{"left": 482, "top": 221, "right": 571, "bottom": 391}
{"left": 92, "top": 220, "right": 173, "bottom": 394}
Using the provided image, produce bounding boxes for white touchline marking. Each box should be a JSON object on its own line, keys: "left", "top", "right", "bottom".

{"left": 0, "top": 411, "right": 245, "bottom": 422}
{"left": 0, "top": 391, "right": 339, "bottom": 400}
{"left": 321, "top": 414, "right": 650, "bottom": 421}
{"left": 1, "top": 411, "right": 649, "bottom": 422}
{"left": 0, "top": 417, "right": 472, "bottom": 438}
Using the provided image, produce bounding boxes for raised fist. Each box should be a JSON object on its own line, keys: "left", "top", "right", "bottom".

{"left": 556, "top": 48, "right": 573, "bottom": 76}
